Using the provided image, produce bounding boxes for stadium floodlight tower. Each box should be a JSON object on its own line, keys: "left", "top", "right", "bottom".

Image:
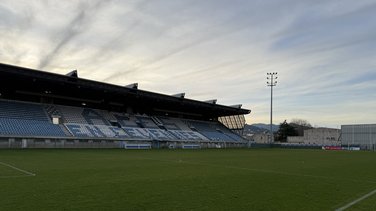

{"left": 267, "top": 72, "right": 278, "bottom": 143}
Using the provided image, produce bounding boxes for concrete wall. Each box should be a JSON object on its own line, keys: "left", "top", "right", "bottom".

{"left": 0, "top": 137, "right": 247, "bottom": 149}
{"left": 252, "top": 133, "right": 269, "bottom": 144}
{"left": 0, "top": 138, "right": 122, "bottom": 149}
{"left": 287, "top": 136, "right": 304, "bottom": 143}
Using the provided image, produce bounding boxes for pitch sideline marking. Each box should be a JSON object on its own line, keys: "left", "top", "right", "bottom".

{"left": 335, "top": 188, "right": 376, "bottom": 211}
{"left": 0, "top": 161, "right": 36, "bottom": 177}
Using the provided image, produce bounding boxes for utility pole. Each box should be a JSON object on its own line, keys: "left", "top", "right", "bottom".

{"left": 267, "top": 72, "right": 278, "bottom": 143}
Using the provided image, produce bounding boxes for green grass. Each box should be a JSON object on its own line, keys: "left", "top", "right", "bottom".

{"left": 0, "top": 149, "right": 375, "bottom": 210}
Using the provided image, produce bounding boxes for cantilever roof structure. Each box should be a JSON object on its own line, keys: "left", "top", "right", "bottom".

{"left": 0, "top": 63, "right": 251, "bottom": 120}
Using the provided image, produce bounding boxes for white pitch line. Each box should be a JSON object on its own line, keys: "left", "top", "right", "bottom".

{"left": 0, "top": 175, "right": 35, "bottom": 179}
{"left": 0, "top": 161, "right": 36, "bottom": 177}
{"left": 335, "top": 188, "right": 376, "bottom": 211}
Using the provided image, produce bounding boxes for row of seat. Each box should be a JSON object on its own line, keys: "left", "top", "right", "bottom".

{"left": 0, "top": 100, "right": 49, "bottom": 121}
{"left": 0, "top": 118, "right": 66, "bottom": 137}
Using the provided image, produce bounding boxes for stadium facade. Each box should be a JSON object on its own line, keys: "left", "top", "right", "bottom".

{"left": 0, "top": 63, "right": 250, "bottom": 149}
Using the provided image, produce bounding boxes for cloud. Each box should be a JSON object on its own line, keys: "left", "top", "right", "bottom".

{"left": 101, "top": 1, "right": 267, "bottom": 82}
{"left": 38, "top": 0, "right": 111, "bottom": 69}
{"left": 0, "top": 0, "right": 375, "bottom": 127}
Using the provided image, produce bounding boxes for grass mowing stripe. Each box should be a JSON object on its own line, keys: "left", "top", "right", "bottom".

{"left": 137, "top": 157, "right": 376, "bottom": 184}
{"left": 335, "top": 188, "right": 376, "bottom": 211}
{"left": 0, "top": 161, "right": 36, "bottom": 176}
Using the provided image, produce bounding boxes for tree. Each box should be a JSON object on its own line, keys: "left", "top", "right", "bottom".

{"left": 290, "top": 118, "right": 313, "bottom": 136}
{"left": 290, "top": 118, "right": 312, "bottom": 127}
{"left": 276, "top": 120, "right": 298, "bottom": 142}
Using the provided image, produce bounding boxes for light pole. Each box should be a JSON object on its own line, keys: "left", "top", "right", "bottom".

{"left": 267, "top": 72, "right": 278, "bottom": 143}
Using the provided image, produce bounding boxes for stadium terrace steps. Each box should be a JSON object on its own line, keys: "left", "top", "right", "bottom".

{"left": 97, "top": 110, "right": 116, "bottom": 124}
{"left": 57, "top": 106, "right": 110, "bottom": 125}
{"left": 159, "top": 117, "right": 191, "bottom": 131}
{"left": 59, "top": 124, "right": 73, "bottom": 136}
{"left": 45, "top": 105, "right": 62, "bottom": 118}
{"left": 56, "top": 106, "right": 88, "bottom": 124}
{"left": 134, "top": 115, "right": 159, "bottom": 129}
{"left": 111, "top": 112, "right": 138, "bottom": 128}
{"left": 151, "top": 116, "right": 164, "bottom": 127}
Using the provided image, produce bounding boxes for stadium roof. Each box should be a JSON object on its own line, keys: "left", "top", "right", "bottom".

{"left": 0, "top": 63, "right": 251, "bottom": 119}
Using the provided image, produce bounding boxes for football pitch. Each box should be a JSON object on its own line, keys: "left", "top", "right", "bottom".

{"left": 0, "top": 149, "right": 375, "bottom": 211}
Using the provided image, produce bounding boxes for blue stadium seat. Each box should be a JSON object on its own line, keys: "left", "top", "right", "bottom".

{"left": 188, "top": 120, "right": 244, "bottom": 142}
{"left": 0, "top": 118, "right": 66, "bottom": 137}
{"left": 0, "top": 100, "right": 67, "bottom": 137}
{"left": 0, "top": 100, "right": 49, "bottom": 121}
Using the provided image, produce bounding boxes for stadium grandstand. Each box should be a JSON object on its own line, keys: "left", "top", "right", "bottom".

{"left": 0, "top": 63, "right": 250, "bottom": 149}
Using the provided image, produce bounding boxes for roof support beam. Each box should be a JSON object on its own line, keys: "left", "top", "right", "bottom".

{"left": 230, "top": 104, "right": 242, "bottom": 109}
{"left": 204, "top": 99, "right": 217, "bottom": 104}
{"left": 66, "top": 70, "right": 78, "bottom": 78}
{"left": 171, "top": 93, "right": 185, "bottom": 98}
{"left": 125, "top": 83, "right": 138, "bottom": 89}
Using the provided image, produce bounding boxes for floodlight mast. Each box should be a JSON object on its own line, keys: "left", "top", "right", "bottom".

{"left": 267, "top": 72, "right": 278, "bottom": 143}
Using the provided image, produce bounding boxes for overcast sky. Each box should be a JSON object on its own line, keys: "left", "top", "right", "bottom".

{"left": 1, "top": 0, "right": 376, "bottom": 127}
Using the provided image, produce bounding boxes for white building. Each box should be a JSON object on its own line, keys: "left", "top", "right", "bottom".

{"left": 287, "top": 128, "right": 340, "bottom": 146}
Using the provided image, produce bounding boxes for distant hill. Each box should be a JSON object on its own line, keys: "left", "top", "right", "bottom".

{"left": 243, "top": 123, "right": 279, "bottom": 134}
{"left": 251, "top": 123, "right": 279, "bottom": 132}
{"left": 244, "top": 124, "right": 267, "bottom": 134}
